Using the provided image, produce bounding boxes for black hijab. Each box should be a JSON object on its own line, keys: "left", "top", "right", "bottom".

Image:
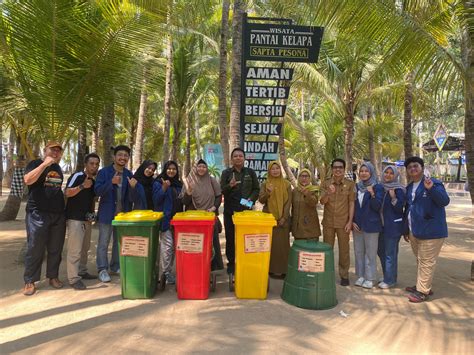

{"left": 133, "top": 159, "right": 157, "bottom": 209}
{"left": 156, "top": 160, "right": 183, "bottom": 188}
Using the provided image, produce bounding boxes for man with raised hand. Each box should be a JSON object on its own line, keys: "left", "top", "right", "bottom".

{"left": 65, "top": 153, "right": 100, "bottom": 290}
{"left": 403, "top": 156, "right": 450, "bottom": 303}
{"left": 94, "top": 145, "right": 134, "bottom": 283}
{"left": 320, "top": 158, "right": 355, "bottom": 286}
{"left": 23, "top": 141, "right": 66, "bottom": 296}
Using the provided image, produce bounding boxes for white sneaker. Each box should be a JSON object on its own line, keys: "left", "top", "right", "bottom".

{"left": 99, "top": 270, "right": 111, "bottom": 283}
{"left": 355, "top": 277, "right": 365, "bottom": 287}
{"left": 362, "top": 280, "right": 374, "bottom": 289}
{"left": 378, "top": 282, "right": 393, "bottom": 289}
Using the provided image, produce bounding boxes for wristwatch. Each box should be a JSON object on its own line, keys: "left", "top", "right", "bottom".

{"left": 78, "top": 184, "right": 84, "bottom": 190}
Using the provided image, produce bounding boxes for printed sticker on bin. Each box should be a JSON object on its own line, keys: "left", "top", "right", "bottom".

{"left": 177, "top": 233, "right": 204, "bottom": 253}
{"left": 298, "top": 251, "right": 325, "bottom": 273}
{"left": 121, "top": 236, "right": 149, "bottom": 257}
{"left": 244, "top": 234, "right": 270, "bottom": 253}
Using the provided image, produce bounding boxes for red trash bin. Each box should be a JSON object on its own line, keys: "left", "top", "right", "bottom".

{"left": 171, "top": 211, "right": 216, "bottom": 300}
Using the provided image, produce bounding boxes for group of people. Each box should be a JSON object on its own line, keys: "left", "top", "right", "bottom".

{"left": 22, "top": 143, "right": 449, "bottom": 304}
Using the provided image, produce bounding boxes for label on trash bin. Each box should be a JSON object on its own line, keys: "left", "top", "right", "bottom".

{"left": 121, "top": 236, "right": 149, "bottom": 257}
{"left": 244, "top": 234, "right": 270, "bottom": 253}
{"left": 298, "top": 251, "right": 325, "bottom": 272}
{"left": 177, "top": 233, "right": 204, "bottom": 253}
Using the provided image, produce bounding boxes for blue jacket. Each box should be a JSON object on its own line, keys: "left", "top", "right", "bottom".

{"left": 403, "top": 178, "right": 449, "bottom": 239}
{"left": 354, "top": 183, "right": 384, "bottom": 233}
{"left": 152, "top": 180, "right": 182, "bottom": 231}
{"left": 130, "top": 183, "right": 149, "bottom": 210}
{"left": 95, "top": 165, "right": 133, "bottom": 224}
{"left": 381, "top": 188, "right": 406, "bottom": 238}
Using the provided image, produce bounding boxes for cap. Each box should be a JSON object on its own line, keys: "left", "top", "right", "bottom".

{"left": 45, "top": 141, "right": 63, "bottom": 150}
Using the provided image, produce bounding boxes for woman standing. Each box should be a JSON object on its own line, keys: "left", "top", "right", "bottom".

{"left": 129, "top": 159, "right": 157, "bottom": 210}
{"left": 378, "top": 165, "right": 406, "bottom": 289}
{"left": 353, "top": 162, "right": 384, "bottom": 289}
{"left": 182, "top": 159, "right": 224, "bottom": 271}
{"left": 258, "top": 161, "right": 292, "bottom": 278}
{"left": 291, "top": 169, "right": 321, "bottom": 240}
{"left": 153, "top": 161, "right": 183, "bottom": 284}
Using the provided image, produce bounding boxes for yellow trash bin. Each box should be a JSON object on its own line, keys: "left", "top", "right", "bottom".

{"left": 232, "top": 211, "right": 277, "bottom": 299}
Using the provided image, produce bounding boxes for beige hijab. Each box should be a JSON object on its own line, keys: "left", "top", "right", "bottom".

{"left": 186, "top": 160, "right": 221, "bottom": 210}
{"left": 266, "top": 161, "right": 290, "bottom": 220}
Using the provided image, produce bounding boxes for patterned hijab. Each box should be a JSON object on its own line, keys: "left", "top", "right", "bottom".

{"left": 266, "top": 161, "right": 290, "bottom": 220}
{"left": 297, "top": 168, "right": 319, "bottom": 192}
{"left": 381, "top": 165, "right": 406, "bottom": 192}
{"left": 356, "top": 161, "right": 378, "bottom": 192}
{"left": 185, "top": 159, "right": 221, "bottom": 210}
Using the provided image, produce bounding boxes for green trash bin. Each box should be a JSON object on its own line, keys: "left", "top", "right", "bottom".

{"left": 281, "top": 239, "right": 337, "bottom": 310}
{"left": 112, "top": 210, "right": 164, "bottom": 299}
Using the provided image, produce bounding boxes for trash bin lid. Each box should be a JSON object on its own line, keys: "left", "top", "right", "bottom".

{"left": 232, "top": 211, "right": 277, "bottom": 226}
{"left": 172, "top": 210, "right": 216, "bottom": 221}
{"left": 292, "top": 239, "right": 332, "bottom": 252}
{"left": 114, "top": 210, "right": 164, "bottom": 222}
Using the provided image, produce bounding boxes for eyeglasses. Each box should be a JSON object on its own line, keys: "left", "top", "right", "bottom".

{"left": 300, "top": 174, "right": 310, "bottom": 178}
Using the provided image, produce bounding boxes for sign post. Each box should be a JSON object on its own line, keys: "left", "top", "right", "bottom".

{"left": 433, "top": 124, "right": 448, "bottom": 151}
{"left": 240, "top": 15, "right": 324, "bottom": 180}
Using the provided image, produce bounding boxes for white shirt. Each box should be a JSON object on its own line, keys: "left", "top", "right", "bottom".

{"left": 408, "top": 180, "right": 421, "bottom": 232}
{"left": 357, "top": 190, "right": 365, "bottom": 207}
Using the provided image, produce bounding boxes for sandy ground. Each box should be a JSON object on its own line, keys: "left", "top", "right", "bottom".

{"left": 0, "top": 193, "right": 472, "bottom": 354}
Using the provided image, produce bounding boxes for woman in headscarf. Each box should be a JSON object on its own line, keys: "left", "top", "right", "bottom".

{"left": 353, "top": 161, "right": 384, "bottom": 289}
{"left": 182, "top": 159, "right": 224, "bottom": 271}
{"left": 129, "top": 159, "right": 157, "bottom": 210}
{"left": 291, "top": 169, "right": 321, "bottom": 240}
{"left": 258, "top": 161, "right": 292, "bottom": 278}
{"left": 377, "top": 165, "right": 406, "bottom": 289}
{"left": 153, "top": 161, "right": 183, "bottom": 284}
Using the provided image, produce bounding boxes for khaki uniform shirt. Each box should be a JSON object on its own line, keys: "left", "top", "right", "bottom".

{"left": 320, "top": 178, "right": 355, "bottom": 228}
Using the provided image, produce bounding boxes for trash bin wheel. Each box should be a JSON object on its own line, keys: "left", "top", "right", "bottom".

{"left": 228, "top": 273, "right": 234, "bottom": 292}
{"left": 158, "top": 273, "right": 166, "bottom": 291}
{"left": 211, "top": 273, "right": 217, "bottom": 292}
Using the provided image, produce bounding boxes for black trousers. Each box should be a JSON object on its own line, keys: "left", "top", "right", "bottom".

{"left": 223, "top": 212, "right": 235, "bottom": 266}
{"left": 24, "top": 210, "right": 66, "bottom": 283}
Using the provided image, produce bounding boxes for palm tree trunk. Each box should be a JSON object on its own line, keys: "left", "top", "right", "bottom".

{"left": 367, "top": 105, "right": 378, "bottom": 175}
{"left": 278, "top": 119, "right": 297, "bottom": 187}
{"left": 0, "top": 158, "right": 25, "bottom": 221}
{"left": 0, "top": 117, "right": 3, "bottom": 196}
{"left": 461, "top": 20, "right": 474, "bottom": 205}
{"left": 162, "top": 4, "right": 173, "bottom": 166}
{"left": 133, "top": 71, "right": 148, "bottom": 170}
{"left": 218, "top": 0, "right": 230, "bottom": 166}
{"left": 403, "top": 72, "right": 414, "bottom": 159}
{"left": 194, "top": 110, "right": 202, "bottom": 159}
{"left": 91, "top": 121, "right": 99, "bottom": 154}
{"left": 170, "top": 108, "right": 183, "bottom": 162}
{"left": 343, "top": 90, "right": 356, "bottom": 172}
{"left": 229, "top": 0, "right": 244, "bottom": 154}
{"left": 183, "top": 111, "right": 191, "bottom": 177}
{"left": 76, "top": 123, "right": 87, "bottom": 172}
{"left": 102, "top": 101, "right": 115, "bottom": 167}
{"left": 3, "top": 127, "right": 15, "bottom": 188}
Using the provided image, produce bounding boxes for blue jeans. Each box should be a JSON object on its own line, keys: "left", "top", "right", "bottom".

{"left": 353, "top": 230, "right": 379, "bottom": 281}
{"left": 378, "top": 233, "right": 401, "bottom": 285}
{"left": 96, "top": 223, "right": 120, "bottom": 272}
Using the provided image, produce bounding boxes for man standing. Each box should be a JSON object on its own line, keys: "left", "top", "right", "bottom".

{"left": 220, "top": 148, "right": 260, "bottom": 275}
{"left": 403, "top": 156, "right": 450, "bottom": 303}
{"left": 320, "top": 158, "right": 355, "bottom": 286}
{"left": 94, "top": 145, "right": 134, "bottom": 283}
{"left": 23, "top": 141, "right": 66, "bottom": 295}
{"left": 65, "top": 153, "right": 100, "bottom": 290}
